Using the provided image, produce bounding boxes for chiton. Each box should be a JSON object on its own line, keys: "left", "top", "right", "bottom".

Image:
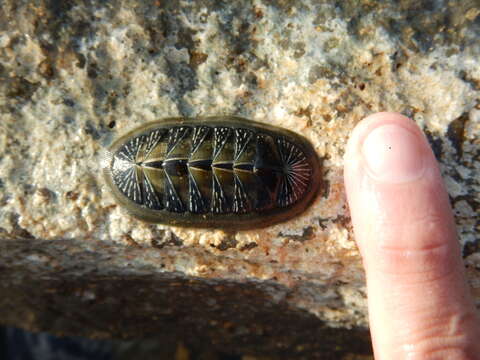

{"left": 104, "top": 117, "right": 321, "bottom": 229}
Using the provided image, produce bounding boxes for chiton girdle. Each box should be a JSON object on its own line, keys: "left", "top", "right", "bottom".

{"left": 104, "top": 117, "right": 321, "bottom": 229}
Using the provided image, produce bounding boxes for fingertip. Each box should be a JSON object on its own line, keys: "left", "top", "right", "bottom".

{"left": 344, "top": 112, "right": 417, "bottom": 194}
{"left": 345, "top": 112, "right": 423, "bottom": 162}
{"left": 345, "top": 110, "right": 456, "bottom": 263}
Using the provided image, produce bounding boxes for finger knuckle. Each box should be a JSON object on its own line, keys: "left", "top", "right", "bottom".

{"left": 402, "top": 310, "right": 480, "bottom": 359}
{"left": 375, "top": 212, "right": 458, "bottom": 282}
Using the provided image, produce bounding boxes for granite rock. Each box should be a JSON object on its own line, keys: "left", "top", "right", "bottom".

{"left": 0, "top": 0, "right": 479, "bottom": 358}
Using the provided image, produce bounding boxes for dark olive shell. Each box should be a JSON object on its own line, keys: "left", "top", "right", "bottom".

{"left": 104, "top": 117, "right": 321, "bottom": 229}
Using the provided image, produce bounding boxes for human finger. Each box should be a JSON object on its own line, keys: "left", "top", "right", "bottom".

{"left": 344, "top": 112, "right": 480, "bottom": 359}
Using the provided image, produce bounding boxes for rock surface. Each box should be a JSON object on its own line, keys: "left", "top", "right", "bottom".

{"left": 0, "top": 0, "right": 479, "bottom": 358}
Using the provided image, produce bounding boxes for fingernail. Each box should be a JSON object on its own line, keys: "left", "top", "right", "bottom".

{"left": 362, "top": 124, "right": 427, "bottom": 183}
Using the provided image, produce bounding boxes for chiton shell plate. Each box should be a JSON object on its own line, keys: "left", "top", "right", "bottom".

{"left": 104, "top": 117, "right": 322, "bottom": 229}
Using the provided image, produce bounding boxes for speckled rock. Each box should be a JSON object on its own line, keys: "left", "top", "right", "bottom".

{"left": 0, "top": 0, "right": 479, "bottom": 358}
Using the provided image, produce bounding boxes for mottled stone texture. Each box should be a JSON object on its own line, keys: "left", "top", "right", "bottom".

{"left": 0, "top": 0, "right": 479, "bottom": 358}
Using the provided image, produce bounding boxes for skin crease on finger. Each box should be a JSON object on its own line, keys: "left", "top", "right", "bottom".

{"left": 343, "top": 112, "right": 480, "bottom": 359}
